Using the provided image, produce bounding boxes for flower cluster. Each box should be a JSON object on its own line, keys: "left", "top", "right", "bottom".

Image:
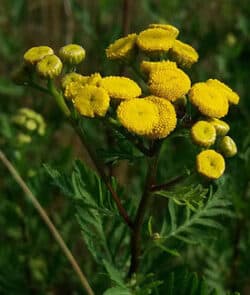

{"left": 20, "top": 23, "right": 239, "bottom": 180}
{"left": 11, "top": 108, "right": 46, "bottom": 144}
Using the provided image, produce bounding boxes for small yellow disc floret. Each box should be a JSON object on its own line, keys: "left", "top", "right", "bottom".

{"left": 36, "top": 55, "right": 62, "bottom": 78}
{"left": 61, "top": 73, "right": 89, "bottom": 89}
{"left": 189, "top": 82, "right": 229, "bottom": 118}
{"left": 59, "top": 44, "right": 86, "bottom": 65}
{"left": 64, "top": 81, "right": 84, "bottom": 100}
{"left": 140, "top": 60, "right": 177, "bottom": 75}
{"left": 148, "top": 24, "right": 179, "bottom": 38}
{"left": 206, "top": 79, "right": 240, "bottom": 105}
{"left": 146, "top": 96, "right": 177, "bottom": 139}
{"left": 106, "top": 33, "right": 137, "bottom": 59}
{"left": 196, "top": 150, "right": 225, "bottom": 179}
{"left": 99, "top": 76, "right": 141, "bottom": 100}
{"left": 191, "top": 121, "right": 216, "bottom": 147}
{"left": 169, "top": 40, "right": 199, "bottom": 68}
{"left": 207, "top": 118, "right": 230, "bottom": 136}
{"left": 74, "top": 85, "right": 110, "bottom": 118}
{"left": 117, "top": 99, "right": 159, "bottom": 136}
{"left": 149, "top": 68, "right": 191, "bottom": 102}
{"left": 24, "top": 46, "right": 54, "bottom": 65}
{"left": 137, "top": 28, "right": 176, "bottom": 52}
{"left": 87, "top": 73, "right": 102, "bottom": 86}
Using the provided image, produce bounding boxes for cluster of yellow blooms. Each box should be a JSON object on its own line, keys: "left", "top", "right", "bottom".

{"left": 22, "top": 23, "right": 239, "bottom": 180}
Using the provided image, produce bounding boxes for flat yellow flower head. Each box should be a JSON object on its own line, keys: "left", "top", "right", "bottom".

{"left": 169, "top": 40, "right": 199, "bottom": 68}
{"left": 189, "top": 82, "right": 229, "bottom": 118}
{"left": 149, "top": 68, "right": 191, "bottom": 102}
{"left": 106, "top": 33, "right": 137, "bottom": 60}
{"left": 137, "top": 28, "right": 176, "bottom": 52}
{"left": 61, "top": 72, "right": 89, "bottom": 89}
{"left": 64, "top": 81, "right": 84, "bottom": 100}
{"left": 206, "top": 79, "right": 240, "bottom": 105}
{"left": 218, "top": 136, "right": 237, "bottom": 158}
{"left": 196, "top": 150, "right": 225, "bottom": 179}
{"left": 99, "top": 76, "right": 141, "bottom": 100}
{"left": 140, "top": 60, "right": 177, "bottom": 75}
{"left": 148, "top": 24, "right": 179, "bottom": 38}
{"left": 36, "top": 55, "right": 62, "bottom": 79}
{"left": 74, "top": 85, "right": 110, "bottom": 118}
{"left": 145, "top": 96, "right": 177, "bottom": 139}
{"left": 87, "top": 73, "right": 102, "bottom": 86}
{"left": 207, "top": 118, "right": 230, "bottom": 136}
{"left": 191, "top": 121, "right": 216, "bottom": 147}
{"left": 59, "top": 44, "right": 86, "bottom": 65}
{"left": 117, "top": 98, "right": 159, "bottom": 136}
{"left": 24, "top": 46, "right": 54, "bottom": 65}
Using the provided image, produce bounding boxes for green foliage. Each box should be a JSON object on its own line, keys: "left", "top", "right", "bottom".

{"left": 1, "top": 0, "right": 250, "bottom": 294}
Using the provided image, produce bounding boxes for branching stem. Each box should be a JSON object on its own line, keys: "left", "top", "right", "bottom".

{"left": 128, "top": 143, "right": 161, "bottom": 276}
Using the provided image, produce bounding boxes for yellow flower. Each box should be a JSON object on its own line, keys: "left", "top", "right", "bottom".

{"left": 73, "top": 85, "right": 110, "bottom": 118}
{"left": 99, "top": 76, "right": 141, "bottom": 99}
{"left": 149, "top": 68, "right": 191, "bottom": 102}
{"left": 87, "top": 73, "right": 102, "bottom": 86}
{"left": 24, "top": 46, "right": 54, "bottom": 65}
{"left": 218, "top": 136, "right": 237, "bottom": 158}
{"left": 106, "top": 33, "right": 137, "bottom": 59}
{"left": 140, "top": 60, "right": 177, "bottom": 75}
{"left": 207, "top": 118, "right": 230, "bottom": 136}
{"left": 36, "top": 55, "right": 62, "bottom": 78}
{"left": 61, "top": 73, "right": 89, "bottom": 89}
{"left": 146, "top": 96, "right": 177, "bottom": 139}
{"left": 117, "top": 99, "right": 159, "bottom": 136}
{"left": 191, "top": 121, "right": 216, "bottom": 147}
{"left": 59, "top": 44, "right": 86, "bottom": 65}
{"left": 189, "top": 82, "right": 229, "bottom": 118}
{"left": 196, "top": 150, "right": 225, "bottom": 179}
{"left": 206, "top": 79, "right": 240, "bottom": 105}
{"left": 169, "top": 40, "right": 199, "bottom": 68}
{"left": 64, "top": 81, "right": 84, "bottom": 100}
{"left": 137, "top": 28, "right": 176, "bottom": 52}
{"left": 148, "top": 24, "right": 179, "bottom": 38}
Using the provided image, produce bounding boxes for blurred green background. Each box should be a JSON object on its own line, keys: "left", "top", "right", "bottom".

{"left": 1, "top": 0, "right": 250, "bottom": 294}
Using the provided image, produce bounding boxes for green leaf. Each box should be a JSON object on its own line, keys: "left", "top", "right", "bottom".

{"left": 103, "top": 287, "right": 131, "bottom": 295}
{"left": 102, "top": 259, "right": 125, "bottom": 287}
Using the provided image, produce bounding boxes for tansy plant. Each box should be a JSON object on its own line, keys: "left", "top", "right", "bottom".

{"left": 12, "top": 24, "right": 240, "bottom": 294}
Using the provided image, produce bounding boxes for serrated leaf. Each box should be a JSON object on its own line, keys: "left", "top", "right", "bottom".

{"left": 102, "top": 259, "right": 125, "bottom": 287}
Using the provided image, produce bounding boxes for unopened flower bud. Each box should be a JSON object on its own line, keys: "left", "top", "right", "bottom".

{"left": 17, "top": 133, "right": 32, "bottom": 144}
{"left": 207, "top": 118, "right": 230, "bottom": 136}
{"left": 36, "top": 55, "right": 62, "bottom": 79}
{"left": 152, "top": 233, "right": 161, "bottom": 241}
{"left": 59, "top": 44, "right": 86, "bottom": 65}
{"left": 218, "top": 136, "right": 237, "bottom": 158}
{"left": 24, "top": 46, "right": 54, "bottom": 65}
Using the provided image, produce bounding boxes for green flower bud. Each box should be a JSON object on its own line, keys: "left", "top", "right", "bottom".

{"left": 207, "top": 118, "right": 230, "bottom": 136}
{"left": 17, "top": 133, "right": 32, "bottom": 144}
{"left": 36, "top": 55, "right": 62, "bottom": 78}
{"left": 218, "top": 136, "right": 237, "bottom": 158}
{"left": 152, "top": 233, "right": 161, "bottom": 241}
{"left": 59, "top": 44, "right": 86, "bottom": 65}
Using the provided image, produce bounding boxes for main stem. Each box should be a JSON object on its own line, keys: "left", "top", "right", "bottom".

{"left": 129, "top": 151, "right": 160, "bottom": 276}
